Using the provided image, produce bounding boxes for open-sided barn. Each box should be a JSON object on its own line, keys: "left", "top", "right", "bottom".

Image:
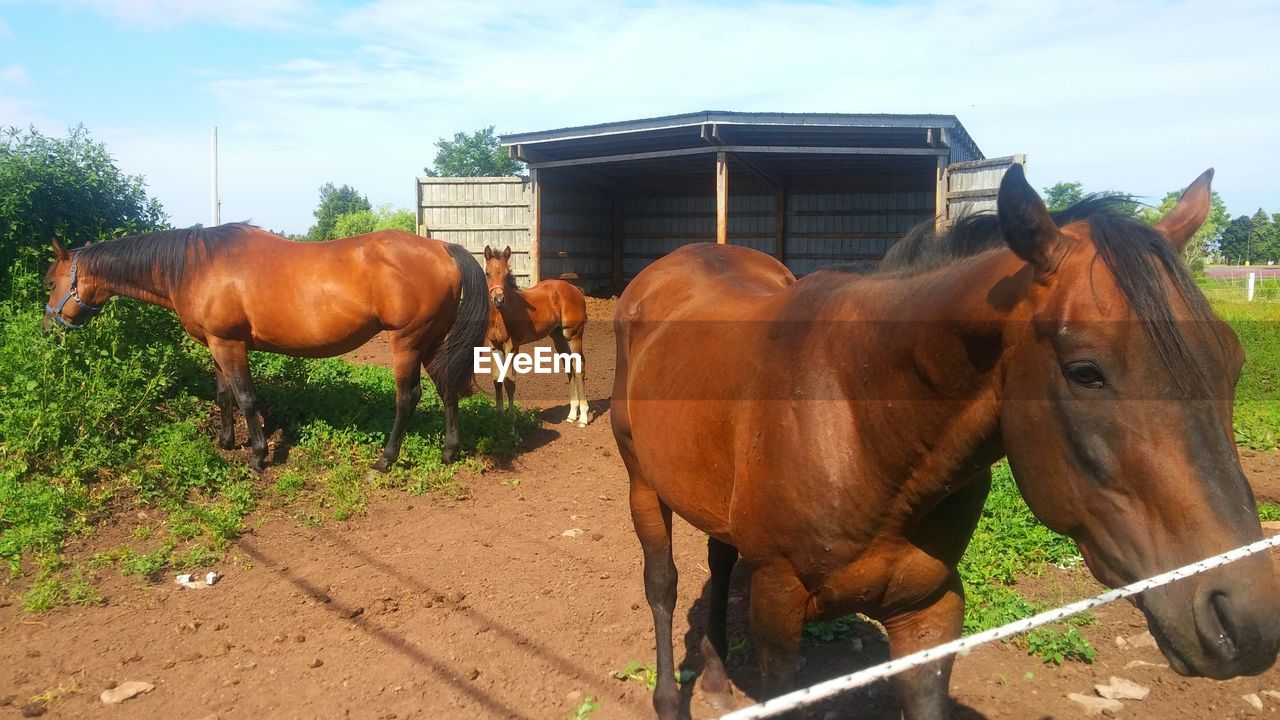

{"left": 416, "top": 111, "right": 1022, "bottom": 290}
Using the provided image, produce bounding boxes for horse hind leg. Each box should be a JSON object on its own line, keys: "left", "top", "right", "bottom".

{"left": 553, "top": 329, "right": 588, "bottom": 427}
{"left": 699, "top": 537, "right": 739, "bottom": 710}
{"left": 630, "top": 479, "right": 681, "bottom": 720}
{"left": 372, "top": 344, "right": 424, "bottom": 473}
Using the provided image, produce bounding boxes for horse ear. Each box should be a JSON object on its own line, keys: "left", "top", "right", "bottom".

{"left": 1153, "top": 168, "right": 1214, "bottom": 253}
{"left": 483, "top": 245, "right": 493, "bottom": 260}
{"left": 997, "top": 164, "right": 1060, "bottom": 274}
{"left": 51, "top": 238, "right": 69, "bottom": 260}
{"left": 501, "top": 246, "right": 512, "bottom": 261}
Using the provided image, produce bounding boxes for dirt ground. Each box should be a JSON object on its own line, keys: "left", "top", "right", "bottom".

{"left": 4, "top": 296, "right": 1280, "bottom": 720}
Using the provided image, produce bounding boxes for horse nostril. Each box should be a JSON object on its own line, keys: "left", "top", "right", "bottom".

{"left": 1198, "top": 590, "right": 1240, "bottom": 662}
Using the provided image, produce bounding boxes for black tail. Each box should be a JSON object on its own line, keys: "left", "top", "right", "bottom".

{"left": 427, "top": 243, "right": 487, "bottom": 402}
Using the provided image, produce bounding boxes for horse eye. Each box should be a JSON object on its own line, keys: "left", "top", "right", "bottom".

{"left": 1065, "top": 361, "right": 1105, "bottom": 389}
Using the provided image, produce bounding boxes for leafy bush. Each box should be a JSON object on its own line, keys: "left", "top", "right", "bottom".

{"left": 332, "top": 204, "right": 417, "bottom": 238}
{"left": 0, "top": 125, "right": 166, "bottom": 274}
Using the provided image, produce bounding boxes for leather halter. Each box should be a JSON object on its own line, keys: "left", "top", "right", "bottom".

{"left": 45, "top": 254, "right": 102, "bottom": 329}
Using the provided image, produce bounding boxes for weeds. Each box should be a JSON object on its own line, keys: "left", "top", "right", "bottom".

{"left": 612, "top": 660, "right": 658, "bottom": 690}
{"left": 1025, "top": 627, "right": 1097, "bottom": 665}
{"left": 803, "top": 615, "right": 868, "bottom": 643}
{"left": 569, "top": 696, "right": 599, "bottom": 720}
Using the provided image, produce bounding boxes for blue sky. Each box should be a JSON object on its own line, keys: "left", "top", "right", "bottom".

{"left": 2, "top": 0, "right": 1278, "bottom": 234}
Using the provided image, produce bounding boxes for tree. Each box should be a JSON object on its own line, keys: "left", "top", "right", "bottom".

{"left": 1142, "top": 187, "right": 1228, "bottom": 266}
{"left": 1250, "top": 208, "right": 1277, "bottom": 264}
{"left": 332, "top": 204, "right": 417, "bottom": 238}
{"left": 423, "top": 126, "right": 524, "bottom": 177}
{"left": 307, "top": 183, "right": 371, "bottom": 241}
{"left": 0, "top": 124, "right": 167, "bottom": 271}
{"left": 1043, "top": 181, "right": 1084, "bottom": 212}
{"left": 1219, "top": 215, "right": 1254, "bottom": 265}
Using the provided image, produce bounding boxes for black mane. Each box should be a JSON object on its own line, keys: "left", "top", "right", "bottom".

{"left": 77, "top": 223, "right": 256, "bottom": 293}
{"left": 875, "top": 195, "right": 1221, "bottom": 395}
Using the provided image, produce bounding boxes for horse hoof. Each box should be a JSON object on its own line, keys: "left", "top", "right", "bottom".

{"left": 219, "top": 439, "right": 237, "bottom": 450}
{"left": 249, "top": 461, "right": 266, "bottom": 474}
{"left": 371, "top": 457, "right": 391, "bottom": 473}
{"left": 576, "top": 419, "right": 588, "bottom": 428}
{"left": 442, "top": 449, "right": 458, "bottom": 464}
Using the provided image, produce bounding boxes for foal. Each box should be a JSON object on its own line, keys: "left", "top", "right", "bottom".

{"left": 483, "top": 245, "right": 589, "bottom": 426}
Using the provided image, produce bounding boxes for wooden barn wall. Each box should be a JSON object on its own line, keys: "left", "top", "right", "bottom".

{"left": 783, "top": 190, "right": 933, "bottom": 275}
{"left": 946, "top": 163, "right": 1007, "bottom": 217}
{"left": 416, "top": 176, "right": 533, "bottom": 287}
{"left": 539, "top": 183, "right": 613, "bottom": 292}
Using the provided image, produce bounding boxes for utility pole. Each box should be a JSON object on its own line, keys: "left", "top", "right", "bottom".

{"left": 210, "top": 127, "right": 221, "bottom": 227}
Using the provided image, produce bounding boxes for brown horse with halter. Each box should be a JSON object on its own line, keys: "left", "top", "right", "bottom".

{"left": 483, "top": 245, "right": 589, "bottom": 426}
{"left": 44, "top": 225, "right": 487, "bottom": 472}
{"left": 612, "top": 166, "right": 1280, "bottom": 719}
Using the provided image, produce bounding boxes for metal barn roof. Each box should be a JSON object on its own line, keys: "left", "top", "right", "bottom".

{"left": 500, "top": 110, "right": 983, "bottom": 165}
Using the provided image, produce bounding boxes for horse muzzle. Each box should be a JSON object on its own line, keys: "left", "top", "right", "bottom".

{"left": 1138, "top": 557, "right": 1280, "bottom": 679}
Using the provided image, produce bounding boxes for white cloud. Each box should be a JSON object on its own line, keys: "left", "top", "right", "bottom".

{"left": 0, "top": 64, "right": 28, "bottom": 85}
{"left": 57, "top": 0, "right": 309, "bottom": 29}
{"left": 71, "top": 0, "right": 1280, "bottom": 231}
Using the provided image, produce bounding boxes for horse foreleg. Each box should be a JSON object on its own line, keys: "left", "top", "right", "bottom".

{"left": 699, "top": 537, "right": 739, "bottom": 710}
{"left": 502, "top": 343, "right": 517, "bottom": 421}
{"left": 881, "top": 575, "right": 964, "bottom": 720}
{"left": 631, "top": 480, "right": 681, "bottom": 720}
{"left": 212, "top": 364, "right": 237, "bottom": 450}
{"left": 373, "top": 347, "right": 423, "bottom": 472}
{"left": 748, "top": 564, "right": 807, "bottom": 699}
{"left": 209, "top": 340, "right": 266, "bottom": 473}
{"left": 491, "top": 347, "right": 506, "bottom": 415}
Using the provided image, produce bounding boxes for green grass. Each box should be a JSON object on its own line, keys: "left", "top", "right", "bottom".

{"left": 1200, "top": 277, "right": 1280, "bottom": 450}
{"left": 0, "top": 254, "right": 538, "bottom": 610}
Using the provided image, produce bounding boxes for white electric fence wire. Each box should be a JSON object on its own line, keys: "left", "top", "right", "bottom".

{"left": 721, "top": 532, "right": 1280, "bottom": 720}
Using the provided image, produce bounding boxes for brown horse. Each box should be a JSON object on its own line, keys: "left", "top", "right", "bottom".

{"left": 44, "top": 225, "right": 487, "bottom": 472}
{"left": 483, "top": 245, "right": 589, "bottom": 426}
{"left": 612, "top": 166, "right": 1280, "bottom": 720}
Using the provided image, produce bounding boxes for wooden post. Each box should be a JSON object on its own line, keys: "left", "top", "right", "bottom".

{"left": 612, "top": 193, "right": 624, "bottom": 291}
{"left": 934, "top": 154, "right": 948, "bottom": 235}
{"left": 716, "top": 151, "right": 729, "bottom": 244}
{"left": 530, "top": 169, "right": 542, "bottom": 285}
{"left": 774, "top": 187, "right": 786, "bottom": 262}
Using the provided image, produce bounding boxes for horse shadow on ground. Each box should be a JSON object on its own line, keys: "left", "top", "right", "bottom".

{"left": 533, "top": 397, "right": 613, "bottom": 427}
{"left": 236, "top": 527, "right": 659, "bottom": 720}
{"left": 674, "top": 564, "right": 992, "bottom": 720}
{"left": 193, "top": 370, "right": 560, "bottom": 472}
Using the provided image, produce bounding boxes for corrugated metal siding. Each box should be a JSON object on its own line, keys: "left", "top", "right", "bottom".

{"left": 540, "top": 184, "right": 613, "bottom": 291}
{"left": 622, "top": 194, "right": 780, "bottom": 279}
{"left": 784, "top": 191, "right": 933, "bottom": 276}
{"left": 417, "top": 177, "right": 533, "bottom": 286}
{"left": 622, "top": 195, "right": 714, "bottom": 279}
